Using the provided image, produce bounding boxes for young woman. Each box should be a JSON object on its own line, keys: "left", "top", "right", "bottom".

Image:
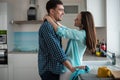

{"left": 45, "top": 11, "right": 97, "bottom": 80}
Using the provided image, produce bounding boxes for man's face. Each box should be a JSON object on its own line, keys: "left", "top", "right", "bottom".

{"left": 51, "top": 4, "right": 64, "bottom": 21}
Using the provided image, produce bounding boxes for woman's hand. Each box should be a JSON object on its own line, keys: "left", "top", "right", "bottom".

{"left": 43, "top": 15, "right": 59, "bottom": 31}
{"left": 43, "top": 15, "right": 51, "bottom": 22}
{"left": 43, "top": 15, "right": 62, "bottom": 26}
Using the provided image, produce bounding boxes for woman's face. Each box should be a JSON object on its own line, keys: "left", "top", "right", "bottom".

{"left": 74, "top": 14, "right": 82, "bottom": 27}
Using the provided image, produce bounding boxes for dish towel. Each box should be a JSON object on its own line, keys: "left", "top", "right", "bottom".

{"left": 69, "top": 66, "right": 90, "bottom": 80}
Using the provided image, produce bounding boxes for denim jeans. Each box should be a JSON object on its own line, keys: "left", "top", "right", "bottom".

{"left": 40, "top": 71, "right": 60, "bottom": 80}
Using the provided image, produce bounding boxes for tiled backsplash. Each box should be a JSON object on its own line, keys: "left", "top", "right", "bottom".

{"left": 12, "top": 28, "right": 106, "bottom": 52}
{"left": 13, "top": 32, "right": 38, "bottom": 52}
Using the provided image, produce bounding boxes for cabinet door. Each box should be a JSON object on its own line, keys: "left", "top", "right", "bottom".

{"left": 0, "top": 3, "right": 7, "bottom": 30}
{"left": 0, "top": 67, "right": 8, "bottom": 80}
{"left": 14, "top": 68, "right": 40, "bottom": 80}
{"left": 8, "top": 53, "right": 41, "bottom": 80}
{"left": 86, "top": 0, "right": 106, "bottom": 27}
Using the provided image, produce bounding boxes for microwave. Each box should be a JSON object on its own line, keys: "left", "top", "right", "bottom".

{"left": 0, "top": 35, "right": 7, "bottom": 44}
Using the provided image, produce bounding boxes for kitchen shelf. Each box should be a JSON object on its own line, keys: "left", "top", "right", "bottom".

{"left": 11, "top": 20, "right": 43, "bottom": 24}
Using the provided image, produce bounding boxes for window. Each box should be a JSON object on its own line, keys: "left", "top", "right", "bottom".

{"left": 64, "top": 5, "right": 78, "bottom": 14}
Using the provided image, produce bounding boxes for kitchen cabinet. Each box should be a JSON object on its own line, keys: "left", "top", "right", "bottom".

{"left": 86, "top": 0, "right": 106, "bottom": 27}
{"left": 0, "top": 65, "right": 8, "bottom": 80}
{"left": 0, "top": 3, "right": 7, "bottom": 30}
{"left": 0, "top": 2, "right": 14, "bottom": 52}
{"left": 8, "top": 53, "right": 41, "bottom": 80}
{"left": 0, "top": 2, "right": 12, "bottom": 30}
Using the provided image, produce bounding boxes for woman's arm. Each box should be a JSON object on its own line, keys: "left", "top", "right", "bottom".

{"left": 45, "top": 16, "right": 86, "bottom": 40}
{"left": 45, "top": 16, "right": 60, "bottom": 31}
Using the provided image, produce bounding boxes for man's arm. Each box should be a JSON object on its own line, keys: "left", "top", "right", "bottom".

{"left": 63, "top": 60, "right": 76, "bottom": 72}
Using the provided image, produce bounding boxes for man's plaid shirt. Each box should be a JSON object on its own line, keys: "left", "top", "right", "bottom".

{"left": 38, "top": 21, "right": 67, "bottom": 75}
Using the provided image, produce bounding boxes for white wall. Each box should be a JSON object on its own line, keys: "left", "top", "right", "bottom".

{"left": 7, "top": 0, "right": 48, "bottom": 32}
{"left": 106, "top": 0, "right": 120, "bottom": 56}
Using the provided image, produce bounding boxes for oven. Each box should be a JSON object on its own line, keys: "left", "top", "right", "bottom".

{"left": 0, "top": 35, "right": 7, "bottom": 44}
{"left": 0, "top": 49, "right": 7, "bottom": 64}
{"left": 0, "top": 30, "right": 8, "bottom": 64}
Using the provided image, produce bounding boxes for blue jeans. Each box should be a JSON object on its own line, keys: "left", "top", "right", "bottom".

{"left": 40, "top": 71, "right": 60, "bottom": 80}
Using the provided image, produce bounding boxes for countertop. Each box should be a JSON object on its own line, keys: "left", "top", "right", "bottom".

{"left": 8, "top": 51, "right": 120, "bottom": 66}
{"left": 8, "top": 51, "right": 38, "bottom": 54}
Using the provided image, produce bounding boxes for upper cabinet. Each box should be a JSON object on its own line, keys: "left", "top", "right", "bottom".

{"left": 86, "top": 0, "right": 106, "bottom": 27}
{"left": 0, "top": 2, "right": 13, "bottom": 30}
{"left": 0, "top": 3, "right": 7, "bottom": 30}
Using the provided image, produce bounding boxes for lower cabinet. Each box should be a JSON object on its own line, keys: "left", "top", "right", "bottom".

{"left": 8, "top": 53, "right": 41, "bottom": 80}
{"left": 0, "top": 66, "right": 8, "bottom": 80}
{"left": 14, "top": 67, "right": 40, "bottom": 80}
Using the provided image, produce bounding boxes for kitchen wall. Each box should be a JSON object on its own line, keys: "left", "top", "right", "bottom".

{"left": 5, "top": 0, "right": 106, "bottom": 51}
{"left": 96, "top": 27, "right": 107, "bottom": 42}
{"left": 7, "top": 0, "right": 46, "bottom": 32}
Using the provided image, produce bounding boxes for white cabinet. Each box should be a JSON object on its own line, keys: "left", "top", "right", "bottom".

{"left": 0, "top": 3, "right": 8, "bottom": 30}
{"left": 86, "top": 0, "right": 106, "bottom": 27}
{"left": 8, "top": 53, "right": 41, "bottom": 80}
{"left": 0, "top": 65, "right": 8, "bottom": 80}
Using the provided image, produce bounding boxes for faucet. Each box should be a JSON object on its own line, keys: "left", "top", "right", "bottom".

{"left": 100, "top": 49, "right": 116, "bottom": 65}
{"left": 111, "top": 52, "right": 116, "bottom": 65}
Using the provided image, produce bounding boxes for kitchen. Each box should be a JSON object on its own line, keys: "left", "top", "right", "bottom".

{"left": 0, "top": 0, "right": 120, "bottom": 80}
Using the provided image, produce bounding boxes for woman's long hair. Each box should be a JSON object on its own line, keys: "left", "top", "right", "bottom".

{"left": 81, "top": 11, "right": 97, "bottom": 53}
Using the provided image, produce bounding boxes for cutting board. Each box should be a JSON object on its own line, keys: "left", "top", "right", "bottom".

{"left": 111, "top": 71, "right": 120, "bottom": 79}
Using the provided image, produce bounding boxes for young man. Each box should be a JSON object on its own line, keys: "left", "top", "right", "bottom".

{"left": 38, "top": 0, "right": 76, "bottom": 80}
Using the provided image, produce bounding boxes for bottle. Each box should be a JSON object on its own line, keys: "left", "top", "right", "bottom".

{"left": 96, "top": 39, "right": 100, "bottom": 51}
{"left": 27, "top": 0, "right": 37, "bottom": 20}
{"left": 100, "top": 39, "right": 106, "bottom": 51}
{"left": 95, "top": 39, "right": 101, "bottom": 56}
{"left": 100, "top": 39, "right": 107, "bottom": 57}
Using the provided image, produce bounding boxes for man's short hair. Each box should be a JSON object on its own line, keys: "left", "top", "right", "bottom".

{"left": 46, "top": 0, "right": 63, "bottom": 13}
